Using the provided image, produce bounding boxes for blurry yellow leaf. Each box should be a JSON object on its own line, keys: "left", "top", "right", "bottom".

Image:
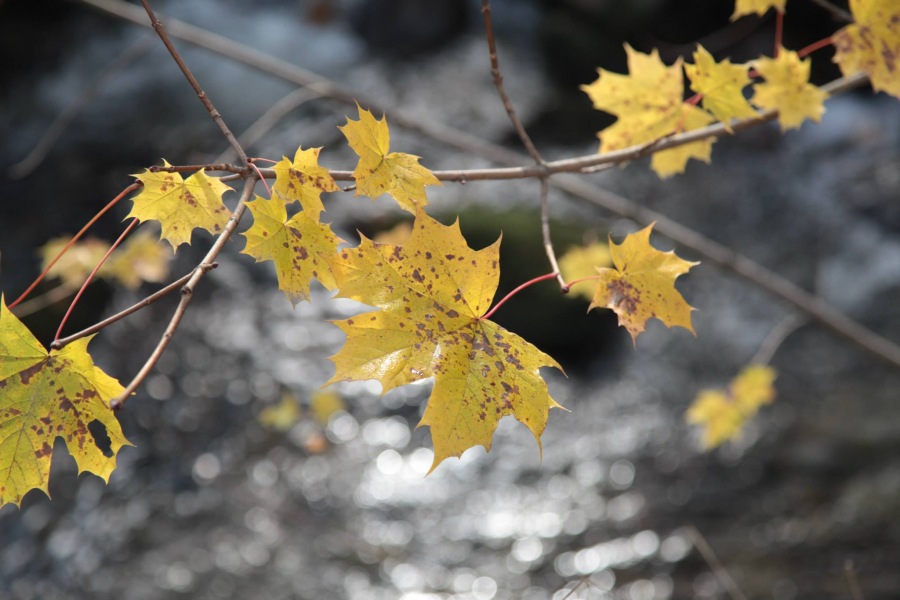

{"left": 589, "top": 224, "right": 698, "bottom": 342}
{"left": 731, "top": 0, "right": 786, "bottom": 20}
{"left": 339, "top": 105, "right": 441, "bottom": 213}
{"left": 40, "top": 237, "right": 110, "bottom": 290}
{"left": 100, "top": 229, "right": 173, "bottom": 290}
{"left": 685, "top": 45, "right": 757, "bottom": 131}
{"left": 310, "top": 389, "right": 344, "bottom": 425}
{"left": 272, "top": 146, "right": 339, "bottom": 217}
{"left": 559, "top": 242, "right": 612, "bottom": 300}
{"left": 0, "top": 296, "right": 131, "bottom": 508}
{"left": 832, "top": 0, "right": 900, "bottom": 99}
{"left": 687, "top": 364, "right": 777, "bottom": 448}
{"left": 326, "top": 207, "right": 563, "bottom": 472}
{"left": 127, "top": 162, "right": 233, "bottom": 250}
{"left": 258, "top": 392, "right": 302, "bottom": 431}
{"left": 241, "top": 195, "right": 342, "bottom": 306}
{"left": 752, "top": 49, "right": 828, "bottom": 130}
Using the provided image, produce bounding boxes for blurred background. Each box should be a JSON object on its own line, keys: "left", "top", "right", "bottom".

{"left": 2, "top": 0, "right": 900, "bottom": 598}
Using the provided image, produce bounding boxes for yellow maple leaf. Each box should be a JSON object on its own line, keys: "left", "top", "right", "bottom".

{"left": 339, "top": 105, "right": 441, "bottom": 213}
{"left": 272, "top": 146, "right": 339, "bottom": 217}
{"left": 731, "top": 0, "right": 786, "bottom": 20}
{"left": 685, "top": 45, "right": 757, "bottom": 131}
{"left": 687, "top": 364, "right": 777, "bottom": 448}
{"left": 559, "top": 242, "right": 612, "bottom": 300}
{"left": 589, "top": 224, "right": 698, "bottom": 342}
{"left": 326, "top": 208, "right": 563, "bottom": 472}
{"left": 752, "top": 49, "right": 828, "bottom": 130}
{"left": 127, "top": 162, "right": 233, "bottom": 250}
{"left": 0, "top": 296, "right": 131, "bottom": 508}
{"left": 650, "top": 105, "right": 716, "bottom": 178}
{"left": 241, "top": 195, "right": 342, "bottom": 306}
{"left": 100, "top": 229, "right": 173, "bottom": 290}
{"left": 832, "top": 0, "right": 900, "bottom": 99}
{"left": 581, "top": 45, "right": 715, "bottom": 177}
{"left": 40, "top": 237, "right": 111, "bottom": 290}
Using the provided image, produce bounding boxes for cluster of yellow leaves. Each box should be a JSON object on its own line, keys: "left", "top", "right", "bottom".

{"left": 558, "top": 242, "right": 612, "bottom": 301}
{"left": 584, "top": 0, "right": 900, "bottom": 178}
{"left": 41, "top": 230, "right": 172, "bottom": 292}
{"left": 687, "top": 364, "right": 777, "bottom": 448}
{"left": 0, "top": 296, "right": 130, "bottom": 507}
{"left": 582, "top": 43, "right": 826, "bottom": 177}
{"left": 258, "top": 389, "right": 345, "bottom": 432}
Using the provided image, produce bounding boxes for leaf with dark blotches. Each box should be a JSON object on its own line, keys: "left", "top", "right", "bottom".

{"left": 325, "top": 207, "right": 563, "bottom": 472}
{"left": 127, "top": 161, "right": 232, "bottom": 250}
{"left": 241, "top": 194, "right": 342, "bottom": 306}
{"left": 0, "top": 296, "right": 130, "bottom": 508}
{"left": 832, "top": 0, "right": 900, "bottom": 100}
{"left": 589, "top": 224, "right": 698, "bottom": 342}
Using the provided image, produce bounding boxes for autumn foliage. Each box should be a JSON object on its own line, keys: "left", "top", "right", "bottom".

{"left": 2, "top": 0, "right": 899, "bottom": 508}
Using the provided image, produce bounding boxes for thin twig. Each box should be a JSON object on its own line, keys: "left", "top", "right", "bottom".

{"left": 150, "top": 162, "right": 245, "bottom": 174}
{"left": 750, "top": 313, "right": 808, "bottom": 365}
{"left": 844, "top": 559, "right": 865, "bottom": 600}
{"left": 481, "top": 0, "right": 565, "bottom": 288}
{"left": 809, "top": 0, "right": 854, "bottom": 23}
{"left": 111, "top": 176, "right": 257, "bottom": 409}
{"left": 50, "top": 270, "right": 198, "bottom": 350}
{"left": 138, "top": 0, "right": 249, "bottom": 166}
{"left": 9, "top": 34, "right": 157, "bottom": 179}
{"left": 686, "top": 525, "right": 749, "bottom": 600}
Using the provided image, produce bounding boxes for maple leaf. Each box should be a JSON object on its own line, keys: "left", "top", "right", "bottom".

{"left": 310, "top": 389, "right": 344, "bottom": 425}
{"left": 258, "top": 392, "right": 302, "bottom": 432}
{"left": 832, "top": 0, "right": 900, "bottom": 100}
{"left": 0, "top": 296, "right": 130, "bottom": 508}
{"left": 241, "top": 194, "right": 343, "bottom": 306}
{"left": 272, "top": 146, "right": 339, "bottom": 217}
{"left": 752, "top": 49, "right": 829, "bottom": 131}
{"left": 100, "top": 229, "right": 173, "bottom": 290}
{"left": 559, "top": 242, "right": 612, "bottom": 300}
{"left": 731, "top": 0, "right": 786, "bottom": 20}
{"left": 687, "top": 364, "right": 777, "bottom": 448}
{"left": 581, "top": 45, "right": 715, "bottom": 177}
{"left": 685, "top": 45, "right": 757, "bottom": 131}
{"left": 588, "top": 224, "right": 698, "bottom": 342}
{"left": 127, "top": 161, "right": 233, "bottom": 250}
{"left": 40, "top": 237, "right": 111, "bottom": 290}
{"left": 326, "top": 208, "right": 563, "bottom": 471}
{"left": 339, "top": 105, "right": 441, "bottom": 213}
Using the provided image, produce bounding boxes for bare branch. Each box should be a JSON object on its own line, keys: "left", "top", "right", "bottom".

{"left": 138, "top": 0, "right": 249, "bottom": 166}
{"left": 111, "top": 175, "right": 257, "bottom": 409}
{"left": 49, "top": 270, "right": 198, "bottom": 350}
{"left": 750, "top": 313, "right": 807, "bottom": 365}
{"left": 808, "top": 0, "right": 854, "bottom": 23}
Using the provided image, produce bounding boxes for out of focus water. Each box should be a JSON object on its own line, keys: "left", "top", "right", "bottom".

{"left": 2, "top": 1, "right": 900, "bottom": 599}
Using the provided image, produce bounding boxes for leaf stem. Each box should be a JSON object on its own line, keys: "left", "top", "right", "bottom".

{"left": 774, "top": 10, "right": 784, "bottom": 56}
{"left": 480, "top": 272, "right": 559, "bottom": 321}
{"left": 8, "top": 182, "right": 138, "bottom": 309}
{"left": 54, "top": 218, "right": 139, "bottom": 343}
{"left": 798, "top": 36, "right": 834, "bottom": 59}
{"left": 561, "top": 275, "right": 602, "bottom": 295}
